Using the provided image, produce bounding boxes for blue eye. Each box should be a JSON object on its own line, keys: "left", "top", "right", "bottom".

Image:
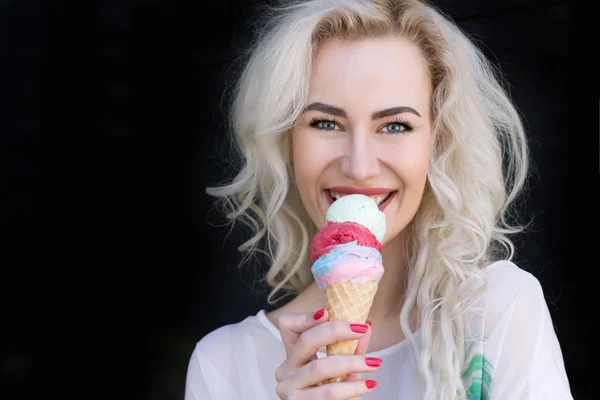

{"left": 309, "top": 118, "right": 340, "bottom": 131}
{"left": 382, "top": 122, "right": 408, "bottom": 134}
{"left": 379, "top": 119, "right": 414, "bottom": 135}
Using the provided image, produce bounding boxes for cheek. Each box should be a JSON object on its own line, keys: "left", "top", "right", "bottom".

{"left": 388, "top": 138, "right": 431, "bottom": 185}
{"left": 292, "top": 130, "right": 326, "bottom": 195}
{"left": 405, "top": 151, "right": 430, "bottom": 183}
{"left": 292, "top": 132, "right": 312, "bottom": 187}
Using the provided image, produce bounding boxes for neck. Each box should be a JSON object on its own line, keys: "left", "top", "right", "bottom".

{"left": 366, "top": 231, "right": 408, "bottom": 321}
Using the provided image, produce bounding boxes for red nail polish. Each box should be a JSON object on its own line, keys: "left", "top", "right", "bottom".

{"left": 365, "top": 357, "right": 382, "bottom": 367}
{"left": 366, "top": 380, "right": 377, "bottom": 389}
{"left": 313, "top": 308, "right": 325, "bottom": 320}
{"left": 350, "top": 323, "right": 368, "bottom": 333}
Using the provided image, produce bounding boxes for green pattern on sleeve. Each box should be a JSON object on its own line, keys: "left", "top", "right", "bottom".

{"left": 462, "top": 341, "right": 494, "bottom": 399}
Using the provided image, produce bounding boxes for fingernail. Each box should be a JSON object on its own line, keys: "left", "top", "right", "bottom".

{"left": 313, "top": 308, "right": 325, "bottom": 320}
{"left": 350, "top": 323, "right": 368, "bottom": 333}
{"left": 366, "top": 380, "right": 377, "bottom": 389}
{"left": 365, "top": 357, "right": 382, "bottom": 367}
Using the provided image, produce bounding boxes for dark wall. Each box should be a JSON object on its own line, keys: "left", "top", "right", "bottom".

{"left": 2, "top": 0, "right": 588, "bottom": 399}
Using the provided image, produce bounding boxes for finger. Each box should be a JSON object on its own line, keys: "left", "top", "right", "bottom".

{"left": 354, "top": 319, "right": 372, "bottom": 356}
{"left": 278, "top": 309, "right": 329, "bottom": 356}
{"left": 291, "top": 379, "right": 378, "bottom": 400}
{"left": 289, "top": 355, "right": 382, "bottom": 389}
{"left": 287, "top": 320, "right": 370, "bottom": 370}
{"left": 346, "top": 319, "right": 373, "bottom": 382}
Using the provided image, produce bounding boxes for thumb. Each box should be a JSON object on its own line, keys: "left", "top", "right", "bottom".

{"left": 354, "top": 318, "right": 372, "bottom": 356}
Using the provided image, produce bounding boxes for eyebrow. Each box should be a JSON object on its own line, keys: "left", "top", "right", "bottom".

{"left": 301, "top": 102, "right": 422, "bottom": 119}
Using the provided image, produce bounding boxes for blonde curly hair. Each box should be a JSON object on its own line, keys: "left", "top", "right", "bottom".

{"left": 206, "top": 0, "right": 530, "bottom": 398}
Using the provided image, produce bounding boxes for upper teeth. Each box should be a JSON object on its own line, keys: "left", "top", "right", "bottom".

{"left": 329, "top": 191, "right": 391, "bottom": 205}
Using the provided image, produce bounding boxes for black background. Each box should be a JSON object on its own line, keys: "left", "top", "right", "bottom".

{"left": 1, "top": 0, "right": 592, "bottom": 399}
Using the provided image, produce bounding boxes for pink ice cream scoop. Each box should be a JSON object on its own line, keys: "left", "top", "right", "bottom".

{"left": 311, "top": 240, "right": 384, "bottom": 288}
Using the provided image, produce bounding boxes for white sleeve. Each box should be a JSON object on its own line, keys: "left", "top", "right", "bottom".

{"left": 184, "top": 345, "right": 211, "bottom": 400}
{"left": 481, "top": 269, "right": 573, "bottom": 399}
{"left": 184, "top": 328, "right": 243, "bottom": 400}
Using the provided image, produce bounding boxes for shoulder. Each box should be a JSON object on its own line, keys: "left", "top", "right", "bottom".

{"left": 185, "top": 310, "right": 284, "bottom": 399}
{"left": 194, "top": 310, "right": 273, "bottom": 361}
{"left": 483, "top": 259, "right": 544, "bottom": 300}
{"left": 461, "top": 260, "right": 548, "bottom": 336}
{"left": 191, "top": 309, "right": 285, "bottom": 373}
{"left": 466, "top": 259, "right": 544, "bottom": 306}
{"left": 484, "top": 259, "right": 541, "bottom": 287}
{"left": 185, "top": 313, "right": 270, "bottom": 399}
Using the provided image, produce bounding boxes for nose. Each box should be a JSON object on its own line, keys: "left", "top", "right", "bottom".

{"left": 339, "top": 131, "right": 380, "bottom": 181}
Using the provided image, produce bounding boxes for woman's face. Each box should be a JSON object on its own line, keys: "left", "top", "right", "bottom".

{"left": 292, "top": 37, "right": 433, "bottom": 246}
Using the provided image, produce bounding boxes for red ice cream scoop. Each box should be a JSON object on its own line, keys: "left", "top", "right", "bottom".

{"left": 309, "top": 221, "right": 382, "bottom": 264}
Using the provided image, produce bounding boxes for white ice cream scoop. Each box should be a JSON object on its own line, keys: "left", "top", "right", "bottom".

{"left": 325, "top": 194, "right": 386, "bottom": 242}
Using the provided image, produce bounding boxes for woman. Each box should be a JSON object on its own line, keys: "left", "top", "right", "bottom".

{"left": 185, "top": 0, "right": 572, "bottom": 398}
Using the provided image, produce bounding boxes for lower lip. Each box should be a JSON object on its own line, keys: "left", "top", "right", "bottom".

{"left": 324, "top": 190, "right": 397, "bottom": 211}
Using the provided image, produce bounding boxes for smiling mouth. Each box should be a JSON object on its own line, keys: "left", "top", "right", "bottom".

{"left": 325, "top": 189, "right": 397, "bottom": 207}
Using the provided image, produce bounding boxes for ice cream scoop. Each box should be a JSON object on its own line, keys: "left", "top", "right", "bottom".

{"left": 309, "top": 221, "right": 382, "bottom": 264}
{"left": 311, "top": 241, "right": 384, "bottom": 288}
{"left": 325, "top": 193, "right": 386, "bottom": 242}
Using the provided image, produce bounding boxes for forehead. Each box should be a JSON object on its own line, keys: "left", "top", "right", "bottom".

{"left": 308, "top": 37, "right": 431, "bottom": 116}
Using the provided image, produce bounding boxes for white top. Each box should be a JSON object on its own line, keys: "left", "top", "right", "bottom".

{"left": 184, "top": 261, "right": 573, "bottom": 399}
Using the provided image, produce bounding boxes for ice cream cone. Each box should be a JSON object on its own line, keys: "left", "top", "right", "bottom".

{"left": 310, "top": 194, "right": 387, "bottom": 384}
{"left": 324, "top": 279, "right": 378, "bottom": 383}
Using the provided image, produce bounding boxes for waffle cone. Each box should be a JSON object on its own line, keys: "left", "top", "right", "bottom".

{"left": 324, "top": 279, "right": 378, "bottom": 383}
